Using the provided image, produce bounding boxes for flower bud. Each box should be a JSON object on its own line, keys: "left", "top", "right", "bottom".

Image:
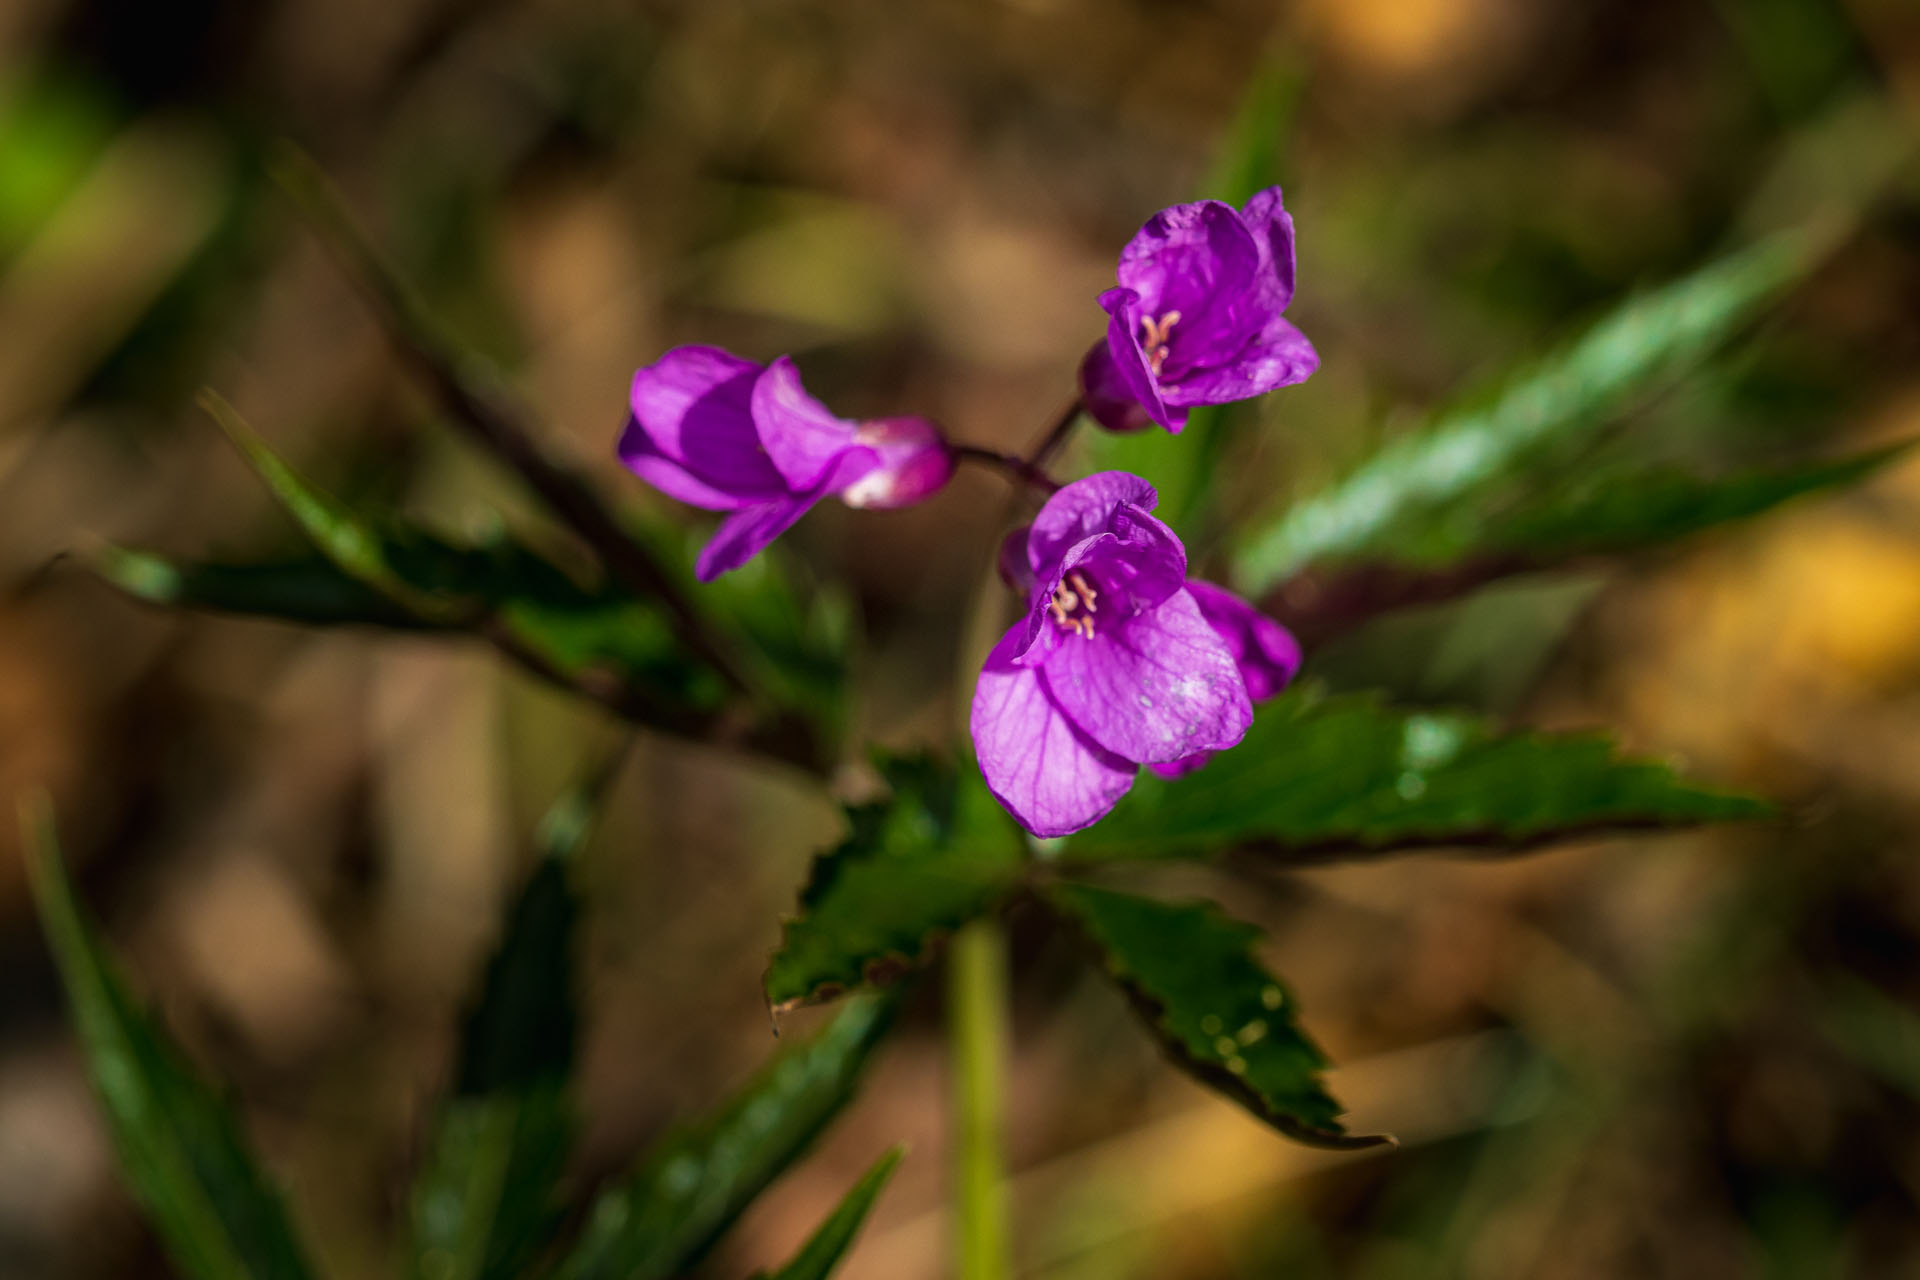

{"left": 840, "top": 417, "right": 955, "bottom": 509}
{"left": 996, "top": 525, "right": 1034, "bottom": 593}
{"left": 1078, "top": 342, "right": 1156, "bottom": 434}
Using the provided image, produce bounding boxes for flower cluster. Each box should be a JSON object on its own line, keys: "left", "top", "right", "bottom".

{"left": 618, "top": 187, "right": 1316, "bottom": 834}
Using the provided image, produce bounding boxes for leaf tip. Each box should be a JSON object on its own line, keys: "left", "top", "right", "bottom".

{"left": 16, "top": 787, "right": 54, "bottom": 852}
{"left": 16, "top": 789, "right": 68, "bottom": 926}
{"left": 1272, "top": 1116, "right": 1397, "bottom": 1152}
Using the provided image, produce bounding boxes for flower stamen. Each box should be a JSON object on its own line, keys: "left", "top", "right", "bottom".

{"left": 1140, "top": 310, "right": 1182, "bottom": 377}
{"left": 1049, "top": 573, "right": 1099, "bottom": 638}
{"left": 1069, "top": 571, "right": 1098, "bottom": 613}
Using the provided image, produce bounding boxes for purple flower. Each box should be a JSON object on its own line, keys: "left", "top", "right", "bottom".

{"left": 1080, "top": 186, "right": 1318, "bottom": 433}
{"left": 1146, "top": 579, "right": 1302, "bottom": 779}
{"left": 620, "top": 346, "right": 953, "bottom": 581}
{"left": 970, "top": 472, "right": 1254, "bottom": 836}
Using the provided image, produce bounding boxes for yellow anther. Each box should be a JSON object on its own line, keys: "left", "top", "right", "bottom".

{"left": 1068, "top": 571, "right": 1098, "bottom": 613}
{"left": 1140, "top": 310, "right": 1182, "bottom": 376}
{"left": 1048, "top": 576, "right": 1099, "bottom": 638}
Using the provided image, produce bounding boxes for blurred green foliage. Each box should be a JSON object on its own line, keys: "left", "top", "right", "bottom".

{"left": 751, "top": 1147, "right": 904, "bottom": 1280}
{"left": 22, "top": 801, "right": 316, "bottom": 1280}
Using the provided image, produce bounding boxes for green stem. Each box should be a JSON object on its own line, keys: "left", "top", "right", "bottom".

{"left": 949, "top": 918, "right": 1010, "bottom": 1280}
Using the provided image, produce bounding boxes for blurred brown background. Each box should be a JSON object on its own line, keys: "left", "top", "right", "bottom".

{"left": 3, "top": 0, "right": 1920, "bottom": 1276}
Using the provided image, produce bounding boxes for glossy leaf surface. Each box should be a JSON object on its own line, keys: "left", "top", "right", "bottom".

{"left": 765, "top": 758, "right": 1025, "bottom": 1012}
{"left": 1051, "top": 881, "right": 1381, "bottom": 1149}
{"left": 1068, "top": 686, "right": 1768, "bottom": 862}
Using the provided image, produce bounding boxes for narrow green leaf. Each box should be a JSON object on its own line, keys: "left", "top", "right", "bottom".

{"left": 752, "top": 1147, "right": 905, "bottom": 1280}
{"left": 408, "top": 763, "right": 615, "bottom": 1280}
{"left": 1476, "top": 445, "right": 1905, "bottom": 559}
{"left": 19, "top": 797, "right": 316, "bottom": 1280}
{"left": 1271, "top": 447, "right": 1907, "bottom": 648}
{"left": 1305, "top": 572, "right": 1608, "bottom": 715}
{"left": 1816, "top": 976, "right": 1920, "bottom": 1101}
{"left": 764, "top": 757, "right": 1025, "bottom": 1012}
{"left": 1235, "top": 229, "right": 1823, "bottom": 593}
{"left": 1202, "top": 51, "right": 1309, "bottom": 211}
{"left": 1067, "top": 685, "right": 1769, "bottom": 862}
{"left": 88, "top": 544, "right": 431, "bottom": 629}
{"left": 174, "top": 392, "right": 728, "bottom": 716}
{"left": 199, "top": 390, "right": 451, "bottom": 616}
{"left": 555, "top": 994, "right": 896, "bottom": 1280}
{"left": 409, "top": 1091, "right": 570, "bottom": 1280}
{"left": 1050, "top": 882, "right": 1384, "bottom": 1149}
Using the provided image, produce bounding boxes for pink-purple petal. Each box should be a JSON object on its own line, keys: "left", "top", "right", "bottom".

{"left": 1026, "top": 471, "right": 1161, "bottom": 572}
{"left": 617, "top": 417, "right": 757, "bottom": 511}
{"left": 1161, "top": 315, "right": 1319, "bottom": 408}
{"left": 1039, "top": 587, "right": 1252, "bottom": 765}
{"left": 1148, "top": 753, "right": 1214, "bottom": 779}
{"left": 1185, "top": 579, "right": 1303, "bottom": 702}
{"left": 971, "top": 622, "right": 1138, "bottom": 837}
{"left": 626, "top": 346, "right": 787, "bottom": 499}
{"left": 693, "top": 495, "right": 821, "bottom": 582}
{"left": 1078, "top": 340, "right": 1157, "bottom": 434}
{"left": 997, "top": 525, "right": 1035, "bottom": 594}
{"left": 1095, "top": 290, "right": 1181, "bottom": 432}
{"left": 1114, "top": 199, "right": 1260, "bottom": 331}
{"left": 840, "top": 417, "right": 954, "bottom": 509}
{"left": 752, "top": 357, "right": 862, "bottom": 491}
{"left": 1014, "top": 532, "right": 1118, "bottom": 660}
{"left": 1238, "top": 186, "right": 1298, "bottom": 312}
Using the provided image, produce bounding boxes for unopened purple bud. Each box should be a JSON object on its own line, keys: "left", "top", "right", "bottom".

{"left": 1078, "top": 341, "right": 1156, "bottom": 434}
{"left": 840, "top": 417, "right": 955, "bottom": 509}
{"left": 996, "top": 525, "right": 1034, "bottom": 593}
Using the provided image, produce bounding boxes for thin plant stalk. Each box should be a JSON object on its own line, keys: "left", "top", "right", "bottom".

{"left": 949, "top": 917, "right": 1011, "bottom": 1280}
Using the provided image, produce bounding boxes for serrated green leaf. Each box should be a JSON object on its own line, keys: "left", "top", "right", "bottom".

{"left": 751, "top": 1146, "right": 904, "bottom": 1280}
{"left": 1066, "top": 685, "right": 1769, "bottom": 862}
{"left": 19, "top": 798, "right": 316, "bottom": 1280}
{"left": 407, "top": 767, "right": 609, "bottom": 1280}
{"left": 1235, "top": 229, "right": 1823, "bottom": 594}
{"left": 1050, "top": 882, "right": 1383, "bottom": 1149}
{"left": 555, "top": 994, "right": 896, "bottom": 1280}
{"left": 764, "top": 757, "right": 1025, "bottom": 1012}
